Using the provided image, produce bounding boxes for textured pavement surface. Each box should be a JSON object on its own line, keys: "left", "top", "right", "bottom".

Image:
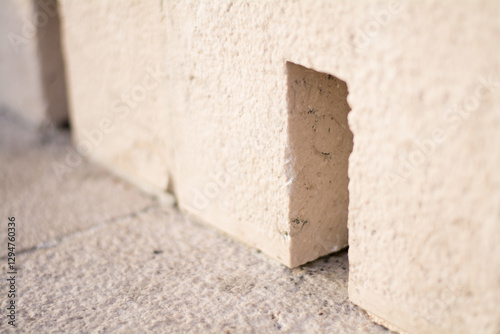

{"left": 0, "top": 110, "right": 391, "bottom": 333}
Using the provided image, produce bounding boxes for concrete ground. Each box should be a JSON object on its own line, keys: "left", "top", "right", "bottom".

{"left": 0, "top": 110, "right": 391, "bottom": 333}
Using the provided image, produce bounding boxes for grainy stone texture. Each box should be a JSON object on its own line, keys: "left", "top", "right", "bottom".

{"left": 343, "top": 2, "right": 500, "bottom": 334}
{"left": 0, "top": 110, "right": 154, "bottom": 252}
{"left": 0, "top": 0, "right": 67, "bottom": 125}
{"left": 0, "top": 112, "right": 390, "bottom": 333}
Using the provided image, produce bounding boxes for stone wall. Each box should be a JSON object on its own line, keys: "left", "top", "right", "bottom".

{"left": 3, "top": 1, "right": 499, "bottom": 332}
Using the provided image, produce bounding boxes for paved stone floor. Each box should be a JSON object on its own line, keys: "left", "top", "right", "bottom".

{"left": 0, "top": 110, "right": 391, "bottom": 333}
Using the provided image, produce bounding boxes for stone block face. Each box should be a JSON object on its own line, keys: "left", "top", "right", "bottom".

{"left": 163, "top": 2, "right": 361, "bottom": 267}
{"left": 169, "top": 61, "right": 353, "bottom": 268}
{"left": 345, "top": 2, "right": 500, "bottom": 333}
{"left": 287, "top": 63, "right": 353, "bottom": 266}
{"left": 0, "top": 0, "right": 67, "bottom": 125}
{"left": 58, "top": 0, "right": 171, "bottom": 192}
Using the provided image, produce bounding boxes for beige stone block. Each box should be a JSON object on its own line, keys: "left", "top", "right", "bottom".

{"left": 58, "top": 0, "right": 171, "bottom": 194}
{"left": 346, "top": 2, "right": 500, "bottom": 333}
{"left": 170, "top": 61, "right": 353, "bottom": 268}
{"left": 164, "top": 1, "right": 360, "bottom": 267}
{"left": 0, "top": 0, "right": 67, "bottom": 125}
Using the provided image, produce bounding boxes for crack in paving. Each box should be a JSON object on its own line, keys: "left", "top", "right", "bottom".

{"left": 3, "top": 202, "right": 160, "bottom": 259}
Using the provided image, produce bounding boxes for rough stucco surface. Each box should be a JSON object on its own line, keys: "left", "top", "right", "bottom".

{"left": 0, "top": 0, "right": 67, "bottom": 125}
{"left": 342, "top": 2, "right": 500, "bottom": 333}
{"left": 0, "top": 112, "right": 390, "bottom": 333}
{"left": 58, "top": 0, "right": 171, "bottom": 194}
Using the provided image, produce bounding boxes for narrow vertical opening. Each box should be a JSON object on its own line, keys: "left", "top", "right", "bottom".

{"left": 35, "top": 0, "right": 69, "bottom": 126}
{"left": 286, "top": 62, "right": 353, "bottom": 267}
